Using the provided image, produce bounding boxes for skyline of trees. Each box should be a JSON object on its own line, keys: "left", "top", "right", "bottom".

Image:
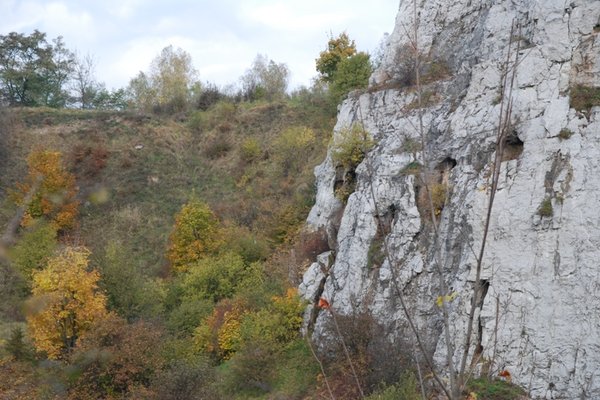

{"left": 0, "top": 29, "right": 376, "bottom": 112}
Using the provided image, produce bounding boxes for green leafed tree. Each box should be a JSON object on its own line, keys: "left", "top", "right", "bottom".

{"left": 0, "top": 30, "right": 74, "bottom": 107}
{"left": 330, "top": 52, "right": 372, "bottom": 102}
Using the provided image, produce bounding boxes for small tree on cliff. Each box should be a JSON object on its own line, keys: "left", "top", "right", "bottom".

{"left": 316, "top": 32, "right": 372, "bottom": 102}
{"left": 316, "top": 32, "right": 357, "bottom": 83}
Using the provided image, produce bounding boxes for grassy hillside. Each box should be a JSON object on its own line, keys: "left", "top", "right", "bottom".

{"left": 1, "top": 100, "right": 333, "bottom": 275}
{"left": 0, "top": 98, "right": 339, "bottom": 399}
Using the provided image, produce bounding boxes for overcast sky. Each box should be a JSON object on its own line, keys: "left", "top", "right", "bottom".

{"left": 0, "top": 0, "right": 399, "bottom": 91}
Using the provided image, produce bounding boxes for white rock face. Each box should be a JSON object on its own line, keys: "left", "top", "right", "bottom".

{"left": 302, "top": 1, "right": 600, "bottom": 398}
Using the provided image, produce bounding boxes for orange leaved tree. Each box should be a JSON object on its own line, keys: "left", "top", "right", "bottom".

{"left": 13, "top": 150, "right": 79, "bottom": 231}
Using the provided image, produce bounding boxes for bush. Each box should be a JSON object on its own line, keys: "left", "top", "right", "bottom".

{"left": 240, "top": 137, "right": 262, "bottom": 163}
{"left": 203, "top": 134, "right": 232, "bottom": 159}
{"left": 149, "top": 359, "right": 219, "bottom": 400}
{"left": 13, "top": 150, "right": 79, "bottom": 231}
{"left": 417, "top": 181, "right": 447, "bottom": 219}
{"left": 69, "top": 315, "right": 166, "bottom": 398}
{"left": 9, "top": 220, "right": 57, "bottom": 279}
{"left": 194, "top": 299, "right": 246, "bottom": 360}
{"left": 4, "top": 326, "right": 35, "bottom": 361}
{"left": 239, "top": 288, "right": 305, "bottom": 346}
{"left": 365, "top": 371, "right": 421, "bottom": 400}
{"left": 538, "top": 197, "right": 553, "bottom": 217}
{"left": 187, "top": 110, "right": 206, "bottom": 133}
{"left": 180, "top": 252, "right": 247, "bottom": 303}
{"left": 570, "top": 85, "right": 600, "bottom": 112}
{"left": 558, "top": 128, "right": 574, "bottom": 140}
{"left": 272, "top": 126, "right": 316, "bottom": 176}
{"left": 70, "top": 143, "right": 109, "bottom": 178}
{"left": 331, "top": 125, "right": 375, "bottom": 170}
{"left": 466, "top": 377, "right": 527, "bottom": 400}
{"left": 195, "top": 82, "right": 223, "bottom": 111}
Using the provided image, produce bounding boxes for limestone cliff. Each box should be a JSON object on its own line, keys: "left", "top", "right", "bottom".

{"left": 300, "top": 0, "right": 600, "bottom": 398}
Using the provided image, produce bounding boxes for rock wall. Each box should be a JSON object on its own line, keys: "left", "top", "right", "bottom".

{"left": 300, "top": 0, "right": 600, "bottom": 398}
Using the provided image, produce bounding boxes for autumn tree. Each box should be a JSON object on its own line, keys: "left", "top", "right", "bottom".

{"left": 167, "top": 199, "right": 224, "bottom": 272}
{"left": 316, "top": 32, "right": 372, "bottom": 103}
{"left": 26, "top": 247, "right": 108, "bottom": 359}
{"left": 128, "top": 45, "right": 198, "bottom": 113}
{"left": 12, "top": 150, "right": 79, "bottom": 231}
{"left": 315, "top": 32, "right": 357, "bottom": 83}
{"left": 68, "top": 314, "right": 165, "bottom": 398}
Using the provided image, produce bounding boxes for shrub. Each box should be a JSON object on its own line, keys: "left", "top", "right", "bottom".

{"left": 223, "top": 225, "right": 269, "bottom": 263}
{"left": 331, "top": 125, "right": 375, "bottom": 170}
{"left": 240, "top": 137, "right": 262, "bottom": 163}
{"left": 9, "top": 220, "right": 57, "bottom": 279}
{"left": 203, "top": 134, "right": 232, "bottom": 159}
{"left": 294, "top": 228, "right": 330, "bottom": 263}
{"left": 330, "top": 52, "right": 372, "bottom": 102}
{"left": 538, "top": 197, "right": 553, "bottom": 217}
{"left": 180, "top": 252, "right": 247, "bottom": 302}
{"left": 187, "top": 110, "right": 206, "bottom": 133}
{"left": 4, "top": 326, "right": 35, "bottom": 361}
{"left": 466, "top": 377, "right": 527, "bottom": 400}
{"left": 558, "top": 128, "right": 574, "bottom": 140}
{"left": 421, "top": 60, "right": 451, "bottom": 84}
{"left": 70, "top": 143, "right": 109, "bottom": 178}
{"left": 401, "top": 161, "right": 422, "bottom": 175}
{"left": 239, "top": 288, "right": 305, "bottom": 346}
{"left": 194, "top": 299, "right": 246, "bottom": 360}
{"left": 195, "top": 82, "right": 223, "bottom": 111}
{"left": 417, "top": 181, "right": 447, "bottom": 219}
{"left": 149, "top": 359, "right": 218, "bottom": 400}
{"left": 570, "top": 85, "right": 600, "bottom": 112}
{"left": 367, "top": 234, "right": 386, "bottom": 269}
{"left": 69, "top": 315, "right": 166, "bottom": 398}
{"left": 365, "top": 371, "right": 421, "bottom": 400}
{"left": 272, "top": 126, "right": 316, "bottom": 176}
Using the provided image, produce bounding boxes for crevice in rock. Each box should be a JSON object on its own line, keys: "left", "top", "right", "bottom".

{"left": 307, "top": 252, "right": 335, "bottom": 334}
{"left": 473, "top": 279, "right": 490, "bottom": 364}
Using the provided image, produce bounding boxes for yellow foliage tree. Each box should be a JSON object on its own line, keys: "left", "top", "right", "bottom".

{"left": 13, "top": 150, "right": 79, "bottom": 231}
{"left": 26, "top": 247, "right": 108, "bottom": 359}
{"left": 167, "top": 199, "right": 224, "bottom": 272}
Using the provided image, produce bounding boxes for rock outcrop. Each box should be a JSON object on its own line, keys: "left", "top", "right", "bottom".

{"left": 300, "top": 0, "right": 600, "bottom": 398}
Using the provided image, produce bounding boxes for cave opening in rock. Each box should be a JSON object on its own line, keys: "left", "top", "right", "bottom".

{"left": 502, "top": 130, "right": 524, "bottom": 161}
